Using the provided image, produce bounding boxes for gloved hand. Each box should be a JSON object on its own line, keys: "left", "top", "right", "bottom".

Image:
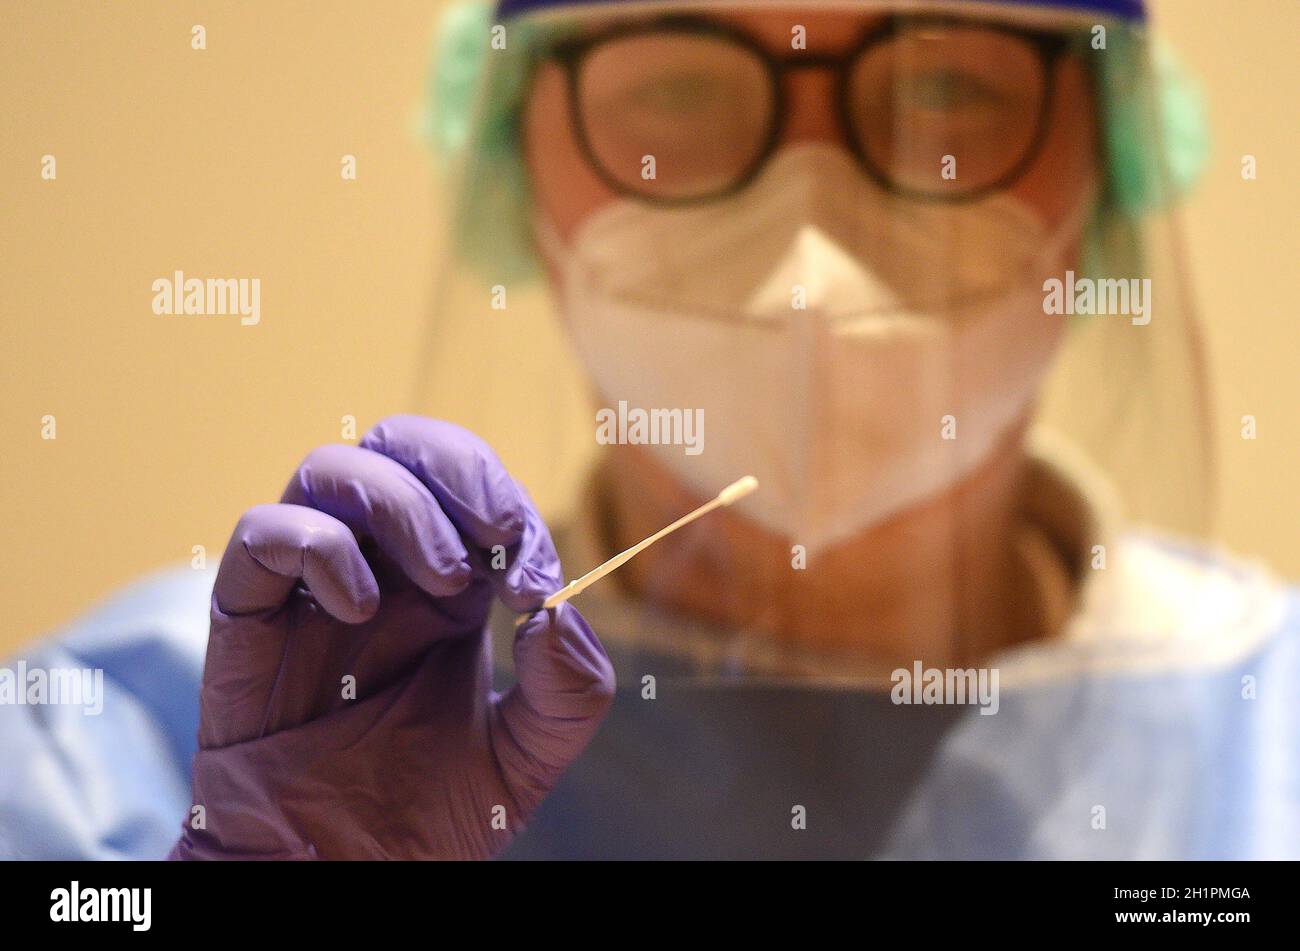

{"left": 170, "top": 416, "right": 615, "bottom": 860}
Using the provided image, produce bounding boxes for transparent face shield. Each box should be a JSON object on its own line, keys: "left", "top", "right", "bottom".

{"left": 418, "top": 1, "right": 1213, "bottom": 678}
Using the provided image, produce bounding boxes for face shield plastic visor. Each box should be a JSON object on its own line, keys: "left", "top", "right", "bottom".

{"left": 418, "top": 0, "right": 1213, "bottom": 675}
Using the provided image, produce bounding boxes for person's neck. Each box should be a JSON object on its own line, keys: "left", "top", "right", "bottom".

{"left": 599, "top": 424, "right": 1048, "bottom": 670}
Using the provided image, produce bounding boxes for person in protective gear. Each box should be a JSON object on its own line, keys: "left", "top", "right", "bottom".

{"left": 3, "top": 0, "right": 1297, "bottom": 860}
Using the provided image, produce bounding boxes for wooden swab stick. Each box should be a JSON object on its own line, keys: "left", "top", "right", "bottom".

{"left": 523, "top": 476, "right": 758, "bottom": 619}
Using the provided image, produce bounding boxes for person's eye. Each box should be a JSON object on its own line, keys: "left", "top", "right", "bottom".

{"left": 898, "top": 71, "right": 1010, "bottom": 111}
{"left": 623, "top": 71, "right": 728, "bottom": 115}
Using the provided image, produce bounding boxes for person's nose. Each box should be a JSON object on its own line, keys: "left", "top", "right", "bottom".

{"left": 779, "top": 68, "right": 843, "bottom": 146}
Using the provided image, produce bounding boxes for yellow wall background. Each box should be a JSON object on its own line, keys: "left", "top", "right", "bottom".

{"left": 2, "top": 0, "right": 1296, "bottom": 655}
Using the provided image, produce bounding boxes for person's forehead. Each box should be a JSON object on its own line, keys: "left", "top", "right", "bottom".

{"left": 712, "top": 9, "right": 888, "bottom": 49}
{"left": 565, "top": 8, "right": 1049, "bottom": 53}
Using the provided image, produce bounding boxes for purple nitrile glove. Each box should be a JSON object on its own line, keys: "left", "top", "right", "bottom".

{"left": 170, "top": 416, "right": 615, "bottom": 860}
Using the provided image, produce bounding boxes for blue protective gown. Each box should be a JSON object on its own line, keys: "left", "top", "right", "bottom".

{"left": 1, "top": 530, "right": 1296, "bottom": 860}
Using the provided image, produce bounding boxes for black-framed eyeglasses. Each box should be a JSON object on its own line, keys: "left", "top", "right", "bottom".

{"left": 546, "top": 14, "right": 1076, "bottom": 204}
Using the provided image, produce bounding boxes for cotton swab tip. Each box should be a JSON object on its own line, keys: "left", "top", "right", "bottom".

{"left": 717, "top": 475, "right": 759, "bottom": 506}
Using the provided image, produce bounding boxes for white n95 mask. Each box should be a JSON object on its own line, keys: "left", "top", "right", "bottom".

{"left": 537, "top": 144, "right": 1087, "bottom": 553}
